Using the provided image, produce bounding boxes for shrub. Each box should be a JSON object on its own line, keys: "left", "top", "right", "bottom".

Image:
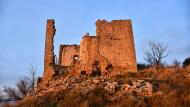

{"left": 87, "top": 87, "right": 110, "bottom": 107}
{"left": 137, "top": 63, "right": 149, "bottom": 70}
{"left": 183, "top": 57, "right": 190, "bottom": 67}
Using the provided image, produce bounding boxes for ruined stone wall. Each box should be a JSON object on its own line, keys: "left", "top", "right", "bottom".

{"left": 42, "top": 19, "right": 137, "bottom": 81}
{"left": 43, "top": 19, "right": 56, "bottom": 82}
{"left": 59, "top": 45, "right": 79, "bottom": 66}
{"left": 79, "top": 35, "right": 99, "bottom": 73}
{"left": 96, "top": 20, "right": 137, "bottom": 72}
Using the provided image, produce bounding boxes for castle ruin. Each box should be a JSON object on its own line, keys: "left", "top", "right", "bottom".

{"left": 43, "top": 19, "right": 137, "bottom": 82}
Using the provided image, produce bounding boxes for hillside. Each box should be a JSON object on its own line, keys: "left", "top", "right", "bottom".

{"left": 4, "top": 66, "right": 190, "bottom": 107}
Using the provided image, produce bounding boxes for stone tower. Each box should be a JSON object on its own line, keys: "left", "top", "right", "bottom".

{"left": 43, "top": 19, "right": 56, "bottom": 82}
{"left": 96, "top": 20, "right": 137, "bottom": 72}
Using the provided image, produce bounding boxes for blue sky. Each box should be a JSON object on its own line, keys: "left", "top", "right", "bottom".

{"left": 0, "top": 0, "right": 189, "bottom": 87}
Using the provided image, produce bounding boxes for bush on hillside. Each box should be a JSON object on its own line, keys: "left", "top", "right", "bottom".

{"left": 183, "top": 57, "right": 190, "bottom": 67}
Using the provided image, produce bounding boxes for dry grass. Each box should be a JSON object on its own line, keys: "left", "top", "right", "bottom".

{"left": 3, "top": 67, "right": 190, "bottom": 107}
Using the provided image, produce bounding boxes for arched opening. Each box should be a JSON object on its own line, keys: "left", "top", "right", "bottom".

{"left": 73, "top": 55, "right": 79, "bottom": 62}
{"left": 71, "top": 55, "right": 79, "bottom": 66}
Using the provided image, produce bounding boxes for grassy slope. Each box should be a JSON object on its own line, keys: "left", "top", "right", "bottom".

{"left": 3, "top": 67, "right": 190, "bottom": 107}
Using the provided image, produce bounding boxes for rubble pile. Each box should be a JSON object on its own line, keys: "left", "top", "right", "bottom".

{"left": 121, "top": 80, "right": 154, "bottom": 96}
{"left": 35, "top": 75, "right": 158, "bottom": 98}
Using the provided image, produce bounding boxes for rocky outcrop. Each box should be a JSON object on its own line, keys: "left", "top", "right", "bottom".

{"left": 35, "top": 75, "right": 158, "bottom": 98}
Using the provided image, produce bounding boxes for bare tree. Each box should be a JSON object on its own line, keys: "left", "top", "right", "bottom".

{"left": 16, "top": 78, "right": 30, "bottom": 98}
{"left": 3, "top": 65, "right": 37, "bottom": 100}
{"left": 25, "top": 65, "right": 37, "bottom": 94}
{"left": 144, "top": 40, "right": 168, "bottom": 66}
{"left": 3, "top": 78, "right": 30, "bottom": 100}
{"left": 3, "top": 86, "right": 22, "bottom": 100}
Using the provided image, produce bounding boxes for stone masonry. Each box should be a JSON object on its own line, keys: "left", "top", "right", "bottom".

{"left": 43, "top": 19, "right": 137, "bottom": 82}
{"left": 59, "top": 44, "right": 80, "bottom": 66}
{"left": 43, "top": 19, "right": 56, "bottom": 82}
{"left": 96, "top": 20, "right": 137, "bottom": 72}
